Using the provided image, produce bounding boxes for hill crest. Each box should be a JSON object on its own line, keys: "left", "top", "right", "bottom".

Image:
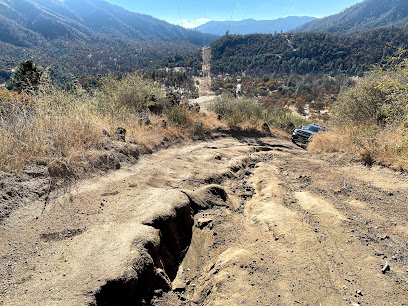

{"left": 196, "top": 16, "right": 316, "bottom": 36}
{"left": 293, "top": 0, "right": 408, "bottom": 34}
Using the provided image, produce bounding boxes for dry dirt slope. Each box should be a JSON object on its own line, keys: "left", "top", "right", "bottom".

{"left": 0, "top": 133, "right": 407, "bottom": 305}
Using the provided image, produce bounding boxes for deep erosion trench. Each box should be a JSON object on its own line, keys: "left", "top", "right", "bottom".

{"left": 1, "top": 135, "right": 408, "bottom": 305}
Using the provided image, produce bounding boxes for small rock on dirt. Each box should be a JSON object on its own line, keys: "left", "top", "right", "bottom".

{"left": 172, "top": 278, "right": 186, "bottom": 292}
{"left": 197, "top": 218, "right": 213, "bottom": 229}
{"left": 382, "top": 261, "right": 390, "bottom": 274}
{"left": 48, "top": 160, "right": 71, "bottom": 178}
{"left": 184, "top": 185, "right": 234, "bottom": 210}
{"left": 115, "top": 127, "right": 126, "bottom": 142}
{"left": 102, "top": 129, "right": 110, "bottom": 137}
{"left": 262, "top": 123, "right": 270, "bottom": 134}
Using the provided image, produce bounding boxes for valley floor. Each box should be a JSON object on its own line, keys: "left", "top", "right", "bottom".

{"left": 0, "top": 134, "right": 407, "bottom": 305}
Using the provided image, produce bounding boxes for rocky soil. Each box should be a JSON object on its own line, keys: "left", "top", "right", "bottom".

{"left": 0, "top": 133, "right": 407, "bottom": 305}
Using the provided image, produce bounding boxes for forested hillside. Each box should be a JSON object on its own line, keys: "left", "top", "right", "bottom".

{"left": 0, "top": 0, "right": 217, "bottom": 83}
{"left": 293, "top": 0, "right": 408, "bottom": 34}
{"left": 210, "top": 27, "right": 408, "bottom": 76}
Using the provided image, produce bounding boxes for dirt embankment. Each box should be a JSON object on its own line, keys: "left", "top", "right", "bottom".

{"left": 1, "top": 134, "right": 408, "bottom": 305}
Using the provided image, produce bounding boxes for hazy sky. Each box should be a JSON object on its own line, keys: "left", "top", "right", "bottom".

{"left": 107, "top": 0, "right": 363, "bottom": 28}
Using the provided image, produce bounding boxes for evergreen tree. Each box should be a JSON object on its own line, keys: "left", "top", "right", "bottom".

{"left": 8, "top": 60, "right": 46, "bottom": 94}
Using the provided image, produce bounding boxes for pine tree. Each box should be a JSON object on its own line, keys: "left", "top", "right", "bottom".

{"left": 8, "top": 60, "right": 46, "bottom": 94}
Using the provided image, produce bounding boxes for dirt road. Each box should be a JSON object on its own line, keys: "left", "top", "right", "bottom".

{"left": 190, "top": 95, "right": 216, "bottom": 112}
{"left": 1, "top": 133, "right": 407, "bottom": 305}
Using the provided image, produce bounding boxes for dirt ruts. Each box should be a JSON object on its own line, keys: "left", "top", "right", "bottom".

{"left": 0, "top": 135, "right": 407, "bottom": 305}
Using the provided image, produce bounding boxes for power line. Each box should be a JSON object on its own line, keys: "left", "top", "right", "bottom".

{"left": 203, "top": 0, "right": 206, "bottom": 47}
{"left": 241, "top": 0, "right": 296, "bottom": 75}
{"left": 175, "top": 0, "right": 184, "bottom": 28}
{"left": 175, "top": 0, "right": 188, "bottom": 41}
{"left": 274, "top": 0, "right": 296, "bottom": 33}
{"left": 228, "top": 0, "right": 237, "bottom": 33}
{"left": 282, "top": 0, "right": 295, "bottom": 18}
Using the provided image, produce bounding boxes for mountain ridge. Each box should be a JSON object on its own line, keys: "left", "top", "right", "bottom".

{"left": 0, "top": 0, "right": 218, "bottom": 82}
{"left": 293, "top": 0, "right": 408, "bottom": 34}
{"left": 196, "top": 16, "right": 316, "bottom": 36}
{"left": 0, "top": 0, "right": 217, "bottom": 43}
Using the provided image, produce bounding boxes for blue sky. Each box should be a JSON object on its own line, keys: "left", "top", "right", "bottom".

{"left": 107, "top": 0, "right": 363, "bottom": 28}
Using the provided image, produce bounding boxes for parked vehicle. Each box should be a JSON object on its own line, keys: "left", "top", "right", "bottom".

{"left": 291, "top": 124, "right": 327, "bottom": 145}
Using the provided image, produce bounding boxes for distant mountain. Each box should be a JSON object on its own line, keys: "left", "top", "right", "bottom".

{"left": 0, "top": 0, "right": 218, "bottom": 45}
{"left": 196, "top": 16, "right": 316, "bottom": 36}
{"left": 0, "top": 0, "right": 218, "bottom": 83}
{"left": 293, "top": 0, "right": 408, "bottom": 34}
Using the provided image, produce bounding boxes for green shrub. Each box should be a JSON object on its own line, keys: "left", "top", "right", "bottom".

{"left": 209, "top": 95, "right": 263, "bottom": 125}
{"left": 332, "top": 75, "right": 386, "bottom": 124}
{"left": 264, "top": 108, "right": 310, "bottom": 129}
{"left": 99, "top": 73, "right": 165, "bottom": 116}
{"left": 333, "top": 51, "right": 408, "bottom": 125}
{"left": 165, "top": 106, "right": 188, "bottom": 125}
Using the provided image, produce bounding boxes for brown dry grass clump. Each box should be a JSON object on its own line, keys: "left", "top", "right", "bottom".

{"left": 309, "top": 125, "right": 408, "bottom": 171}
{"left": 308, "top": 128, "right": 349, "bottom": 153}
{"left": 0, "top": 89, "right": 104, "bottom": 172}
{"left": 348, "top": 125, "right": 408, "bottom": 170}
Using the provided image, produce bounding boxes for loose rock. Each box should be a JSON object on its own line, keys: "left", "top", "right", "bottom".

{"left": 115, "top": 127, "right": 126, "bottom": 142}
{"left": 102, "top": 129, "right": 110, "bottom": 138}
{"left": 172, "top": 278, "right": 186, "bottom": 292}
{"left": 382, "top": 261, "right": 390, "bottom": 274}
{"left": 197, "top": 218, "right": 213, "bottom": 229}
{"left": 262, "top": 123, "right": 270, "bottom": 134}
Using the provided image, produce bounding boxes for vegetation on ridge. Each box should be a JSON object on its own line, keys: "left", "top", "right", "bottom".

{"left": 210, "top": 28, "right": 408, "bottom": 76}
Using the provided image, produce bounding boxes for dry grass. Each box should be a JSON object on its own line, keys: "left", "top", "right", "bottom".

{"left": 308, "top": 128, "right": 349, "bottom": 153}
{"left": 209, "top": 95, "right": 310, "bottom": 129}
{"left": 363, "top": 126, "right": 408, "bottom": 170}
{"left": 0, "top": 79, "right": 223, "bottom": 174}
{"left": 0, "top": 90, "right": 104, "bottom": 172}
{"left": 309, "top": 125, "right": 408, "bottom": 171}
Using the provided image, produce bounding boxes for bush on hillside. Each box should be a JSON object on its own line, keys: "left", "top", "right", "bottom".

{"left": 312, "top": 51, "right": 408, "bottom": 170}
{"left": 99, "top": 74, "right": 165, "bottom": 116}
{"left": 165, "top": 106, "right": 188, "bottom": 126}
{"left": 333, "top": 51, "right": 408, "bottom": 126}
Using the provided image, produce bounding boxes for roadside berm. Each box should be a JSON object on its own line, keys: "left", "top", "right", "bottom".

{"left": 1, "top": 135, "right": 407, "bottom": 305}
